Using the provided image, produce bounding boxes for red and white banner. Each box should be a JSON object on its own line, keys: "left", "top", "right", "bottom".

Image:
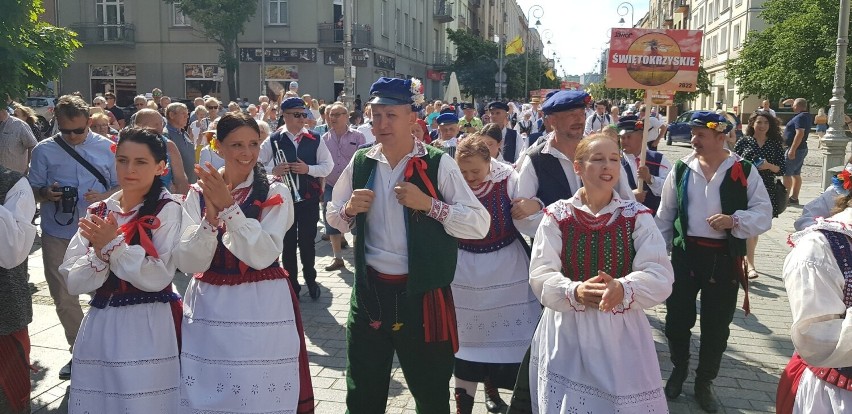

{"left": 606, "top": 28, "right": 702, "bottom": 92}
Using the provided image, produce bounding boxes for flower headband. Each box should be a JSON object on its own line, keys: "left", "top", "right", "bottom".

{"left": 833, "top": 165, "right": 852, "bottom": 195}
{"left": 703, "top": 121, "right": 729, "bottom": 133}
{"left": 409, "top": 78, "right": 425, "bottom": 107}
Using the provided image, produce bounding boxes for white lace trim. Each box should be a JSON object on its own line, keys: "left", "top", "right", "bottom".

{"left": 789, "top": 218, "right": 852, "bottom": 246}
{"left": 70, "top": 386, "right": 179, "bottom": 399}
{"left": 73, "top": 356, "right": 178, "bottom": 367}
{"left": 488, "top": 159, "right": 514, "bottom": 183}
{"left": 543, "top": 199, "right": 573, "bottom": 222}
{"left": 366, "top": 139, "right": 428, "bottom": 160}
{"left": 545, "top": 198, "right": 650, "bottom": 223}
{"left": 99, "top": 233, "right": 125, "bottom": 262}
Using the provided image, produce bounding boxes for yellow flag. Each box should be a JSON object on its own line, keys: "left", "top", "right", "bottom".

{"left": 506, "top": 36, "right": 524, "bottom": 55}
{"left": 545, "top": 68, "right": 556, "bottom": 80}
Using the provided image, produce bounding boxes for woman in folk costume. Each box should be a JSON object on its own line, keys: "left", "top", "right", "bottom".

{"left": 452, "top": 136, "right": 541, "bottom": 413}
{"left": 59, "top": 127, "right": 183, "bottom": 413}
{"left": 174, "top": 112, "right": 313, "bottom": 413}
{"left": 527, "top": 133, "right": 674, "bottom": 413}
{"left": 777, "top": 177, "right": 852, "bottom": 413}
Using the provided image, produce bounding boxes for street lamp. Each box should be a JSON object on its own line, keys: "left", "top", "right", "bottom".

{"left": 617, "top": 2, "right": 635, "bottom": 27}
{"left": 524, "top": 4, "right": 544, "bottom": 100}
{"left": 821, "top": 0, "right": 851, "bottom": 188}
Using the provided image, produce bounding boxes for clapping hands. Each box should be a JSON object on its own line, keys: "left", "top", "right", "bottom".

{"left": 575, "top": 270, "right": 625, "bottom": 312}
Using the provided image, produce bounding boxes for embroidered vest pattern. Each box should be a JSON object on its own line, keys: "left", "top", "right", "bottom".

{"left": 557, "top": 208, "right": 637, "bottom": 282}
{"left": 459, "top": 178, "right": 517, "bottom": 253}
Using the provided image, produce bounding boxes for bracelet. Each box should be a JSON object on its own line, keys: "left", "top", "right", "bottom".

{"left": 731, "top": 214, "right": 740, "bottom": 229}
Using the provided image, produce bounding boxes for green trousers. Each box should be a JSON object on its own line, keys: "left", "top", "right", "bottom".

{"left": 345, "top": 280, "right": 454, "bottom": 414}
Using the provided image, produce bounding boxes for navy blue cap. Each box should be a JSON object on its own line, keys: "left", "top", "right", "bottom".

{"left": 544, "top": 90, "right": 560, "bottom": 101}
{"left": 368, "top": 77, "right": 415, "bottom": 106}
{"left": 690, "top": 111, "right": 733, "bottom": 133}
{"left": 280, "top": 97, "right": 306, "bottom": 111}
{"left": 617, "top": 115, "right": 642, "bottom": 135}
{"left": 439, "top": 106, "right": 456, "bottom": 114}
{"left": 437, "top": 113, "right": 459, "bottom": 125}
{"left": 541, "top": 90, "right": 591, "bottom": 115}
{"left": 487, "top": 101, "right": 509, "bottom": 111}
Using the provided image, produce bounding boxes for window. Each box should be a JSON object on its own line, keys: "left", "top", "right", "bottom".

{"left": 698, "top": 7, "right": 704, "bottom": 27}
{"left": 173, "top": 2, "right": 190, "bottom": 27}
{"left": 715, "top": 0, "right": 721, "bottom": 19}
{"left": 95, "top": 0, "right": 125, "bottom": 41}
{"left": 395, "top": 8, "right": 402, "bottom": 45}
{"left": 736, "top": 0, "right": 743, "bottom": 5}
{"left": 404, "top": 13, "right": 409, "bottom": 45}
{"left": 185, "top": 64, "right": 223, "bottom": 99}
{"left": 268, "top": 0, "right": 288, "bottom": 25}
{"left": 720, "top": 26, "right": 728, "bottom": 51}
{"left": 722, "top": 0, "right": 729, "bottom": 11}
{"left": 90, "top": 64, "right": 136, "bottom": 106}
{"left": 381, "top": 0, "right": 388, "bottom": 36}
{"left": 708, "top": 2, "right": 714, "bottom": 21}
{"left": 733, "top": 24, "right": 741, "bottom": 49}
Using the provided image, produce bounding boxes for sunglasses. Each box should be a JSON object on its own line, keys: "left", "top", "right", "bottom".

{"left": 328, "top": 112, "right": 347, "bottom": 117}
{"left": 59, "top": 127, "right": 87, "bottom": 135}
{"left": 206, "top": 105, "right": 219, "bottom": 110}
{"left": 285, "top": 112, "right": 308, "bottom": 119}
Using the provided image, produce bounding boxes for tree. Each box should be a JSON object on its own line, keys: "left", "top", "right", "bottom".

{"left": 727, "top": 0, "right": 850, "bottom": 107}
{"left": 0, "top": 0, "right": 80, "bottom": 100}
{"left": 165, "top": 0, "right": 258, "bottom": 102}
{"left": 589, "top": 65, "right": 710, "bottom": 105}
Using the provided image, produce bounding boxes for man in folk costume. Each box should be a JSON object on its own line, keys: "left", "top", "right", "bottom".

{"left": 513, "top": 90, "right": 635, "bottom": 231}
{"left": 618, "top": 115, "right": 672, "bottom": 214}
{"left": 0, "top": 165, "right": 37, "bottom": 413}
{"left": 432, "top": 112, "right": 462, "bottom": 159}
{"left": 327, "top": 77, "right": 490, "bottom": 413}
{"left": 261, "top": 97, "right": 333, "bottom": 299}
{"left": 656, "top": 111, "right": 772, "bottom": 412}
{"left": 487, "top": 101, "right": 526, "bottom": 165}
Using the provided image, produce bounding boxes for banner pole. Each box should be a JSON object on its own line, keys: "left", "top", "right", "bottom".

{"left": 639, "top": 90, "right": 652, "bottom": 168}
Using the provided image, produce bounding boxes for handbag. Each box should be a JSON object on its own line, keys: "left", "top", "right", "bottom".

{"left": 774, "top": 179, "right": 788, "bottom": 215}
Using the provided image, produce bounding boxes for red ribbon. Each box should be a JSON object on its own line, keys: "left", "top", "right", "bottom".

{"left": 731, "top": 161, "right": 748, "bottom": 188}
{"left": 404, "top": 157, "right": 438, "bottom": 199}
{"left": 119, "top": 215, "right": 161, "bottom": 259}
{"left": 253, "top": 194, "right": 284, "bottom": 209}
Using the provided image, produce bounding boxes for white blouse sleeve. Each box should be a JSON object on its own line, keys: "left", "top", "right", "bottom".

{"left": 175, "top": 188, "right": 220, "bottom": 274}
{"left": 508, "top": 169, "right": 539, "bottom": 237}
{"left": 0, "top": 177, "right": 36, "bottom": 269}
{"left": 434, "top": 154, "right": 490, "bottom": 240}
{"left": 327, "top": 157, "right": 356, "bottom": 233}
{"left": 60, "top": 229, "right": 110, "bottom": 295}
{"left": 619, "top": 210, "right": 674, "bottom": 310}
{"left": 528, "top": 209, "right": 583, "bottom": 312}
{"left": 784, "top": 231, "right": 852, "bottom": 368}
{"left": 219, "top": 181, "right": 294, "bottom": 270}
{"left": 730, "top": 165, "right": 773, "bottom": 239}
{"left": 514, "top": 156, "right": 545, "bottom": 236}
{"left": 795, "top": 187, "right": 837, "bottom": 231}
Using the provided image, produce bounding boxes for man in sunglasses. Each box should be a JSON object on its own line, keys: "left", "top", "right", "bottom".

{"left": 27, "top": 95, "right": 119, "bottom": 380}
{"left": 260, "top": 97, "right": 333, "bottom": 300}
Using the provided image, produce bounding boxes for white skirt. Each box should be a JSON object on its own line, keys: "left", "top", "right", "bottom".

{"left": 530, "top": 307, "right": 668, "bottom": 413}
{"left": 794, "top": 369, "right": 852, "bottom": 413}
{"left": 179, "top": 278, "right": 301, "bottom": 413}
{"left": 453, "top": 239, "right": 540, "bottom": 363}
{"left": 69, "top": 302, "right": 181, "bottom": 414}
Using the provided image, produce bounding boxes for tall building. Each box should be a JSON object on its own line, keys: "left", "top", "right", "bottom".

{"left": 57, "top": 0, "right": 457, "bottom": 106}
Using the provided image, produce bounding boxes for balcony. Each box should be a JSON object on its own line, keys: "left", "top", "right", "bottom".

{"left": 433, "top": 52, "right": 453, "bottom": 69}
{"left": 70, "top": 23, "right": 135, "bottom": 46}
{"left": 434, "top": 0, "right": 454, "bottom": 23}
{"left": 469, "top": 0, "right": 481, "bottom": 8}
{"left": 317, "top": 23, "right": 373, "bottom": 49}
{"left": 675, "top": 0, "right": 689, "bottom": 13}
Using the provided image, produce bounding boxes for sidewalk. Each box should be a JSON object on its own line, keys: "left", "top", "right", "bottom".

{"left": 26, "top": 137, "right": 832, "bottom": 413}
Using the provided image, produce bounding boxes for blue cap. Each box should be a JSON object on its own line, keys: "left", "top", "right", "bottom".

{"left": 369, "top": 77, "right": 416, "bottom": 106}
{"left": 541, "top": 90, "right": 591, "bottom": 115}
{"left": 690, "top": 111, "right": 733, "bottom": 133}
{"left": 617, "top": 115, "right": 642, "bottom": 135}
{"left": 544, "top": 90, "right": 560, "bottom": 101}
{"left": 437, "top": 113, "right": 459, "bottom": 125}
{"left": 487, "top": 101, "right": 509, "bottom": 111}
{"left": 440, "top": 106, "right": 456, "bottom": 114}
{"left": 281, "top": 97, "right": 306, "bottom": 111}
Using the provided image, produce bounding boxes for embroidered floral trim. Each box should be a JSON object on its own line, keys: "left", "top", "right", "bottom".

{"left": 788, "top": 218, "right": 852, "bottom": 247}
{"left": 99, "top": 233, "right": 125, "bottom": 262}
{"left": 489, "top": 160, "right": 514, "bottom": 183}
{"left": 217, "top": 202, "right": 243, "bottom": 222}
{"left": 73, "top": 356, "right": 178, "bottom": 367}
{"left": 543, "top": 200, "right": 573, "bottom": 222}
{"left": 194, "top": 265, "right": 288, "bottom": 286}
{"left": 426, "top": 198, "right": 451, "bottom": 223}
{"left": 199, "top": 217, "right": 219, "bottom": 233}
{"left": 454, "top": 297, "right": 540, "bottom": 312}
{"left": 179, "top": 401, "right": 293, "bottom": 414}
{"left": 339, "top": 204, "right": 356, "bottom": 223}
{"left": 607, "top": 279, "right": 636, "bottom": 315}
{"left": 182, "top": 317, "right": 295, "bottom": 327}
{"left": 366, "top": 140, "right": 428, "bottom": 160}
{"left": 70, "top": 386, "right": 179, "bottom": 399}
{"left": 181, "top": 352, "right": 298, "bottom": 366}
{"left": 86, "top": 249, "right": 108, "bottom": 272}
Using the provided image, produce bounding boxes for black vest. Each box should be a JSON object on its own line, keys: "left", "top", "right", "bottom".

{"left": 270, "top": 130, "right": 323, "bottom": 201}
{"left": 503, "top": 128, "right": 520, "bottom": 163}
{"left": 621, "top": 151, "right": 664, "bottom": 213}
{"left": 0, "top": 168, "right": 31, "bottom": 335}
{"left": 528, "top": 142, "right": 573, "bottom": 207}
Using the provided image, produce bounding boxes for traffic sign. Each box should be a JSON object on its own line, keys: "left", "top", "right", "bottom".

{"left": 494, "top": 71, "right": 507, "bottom": 82}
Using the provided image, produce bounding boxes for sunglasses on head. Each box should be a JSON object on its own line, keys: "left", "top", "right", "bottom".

{"left": 286, "top": 112, "right": 308, "bottom": 119}
{"left": 59, "top": 127, "right": 87, "bottom": 135}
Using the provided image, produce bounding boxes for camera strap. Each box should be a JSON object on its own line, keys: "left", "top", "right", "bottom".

{"left": 54, "top": 134, "right": 110, "bottom": 190}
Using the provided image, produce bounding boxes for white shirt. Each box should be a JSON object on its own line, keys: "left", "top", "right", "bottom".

{"left": 655, "top": 151, "right": 773, "bottom": 247}
{"left": 644, "top": 116, "right": 663, "bottom": 143}
{"left": 621, "top": 151, "right": 672, "bottom": 196}
{"left": 327, "top": 140, "right": 490, "bottom": 275}
{"left": 795, "top": 186, "right": 838, "bottom": 231}
{"left": 258, "top": 128, "right": 334, "bottom": 179}
{"left": 515, "top": 133, "right": 636, "bottom": 234}
{"left": 583, "top": 112, "right": 612, "bottom": 136}
{"left": 0, "top": 176, "right": 36, "bottom": 269}
{"left": 497, "top": 126, "right": 527, "bottom": 164}
{"left": 357, "top": 123, "right": 376, "bottom": 144}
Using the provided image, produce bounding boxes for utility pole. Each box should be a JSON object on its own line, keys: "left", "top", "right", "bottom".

{"left": 260, "top": 0, "right": 266, "bottom": 97}
{"left": 343, "top": 0, "right": 355, "bottom": 110}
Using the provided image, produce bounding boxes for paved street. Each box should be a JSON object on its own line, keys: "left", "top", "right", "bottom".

{"left": 25, "top": 134, "right": 831, "bottom": 413}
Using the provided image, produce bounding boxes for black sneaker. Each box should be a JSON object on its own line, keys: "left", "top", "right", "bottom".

{"left": 59, "top": 360, "right": 72, "bottom": 380}
{"left": 694, "top": 381, "right": 719, "bottom": 413}
{"left": 307, "top": 282, "right": 321, "bottom": 300}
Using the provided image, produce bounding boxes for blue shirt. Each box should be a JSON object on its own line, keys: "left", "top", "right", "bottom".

{"left": 28, "top": 132, "right": 118, "bottom": 239}
{"left": 785, "top": 112, "right": 812, "bottom": 150}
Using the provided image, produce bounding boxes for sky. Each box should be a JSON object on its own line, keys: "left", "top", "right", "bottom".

{"left": 515, "top": 0, "right": 650, "bottom": 76}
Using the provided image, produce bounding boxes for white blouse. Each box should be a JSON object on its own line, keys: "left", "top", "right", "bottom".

{"left": 59, "top": 190, "right": 182, "bottom": 295}
{"left": 175, "top": 171, "right": 294, "bottom": 273}
{"left": 0, "top": 177, "right": 36, "bottom": 269}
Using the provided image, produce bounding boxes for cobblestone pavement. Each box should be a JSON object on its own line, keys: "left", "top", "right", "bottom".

{"left": 26, "top": 134, "right": 833, "bottom": 413}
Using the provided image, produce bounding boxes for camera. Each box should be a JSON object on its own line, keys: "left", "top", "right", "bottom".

{"left": 59, "top": 186, "right": 78, "bottom": 214}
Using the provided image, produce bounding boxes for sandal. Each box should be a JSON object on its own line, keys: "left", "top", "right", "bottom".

{"left": 748, "top": 269, "right": 759, "bottom": 279}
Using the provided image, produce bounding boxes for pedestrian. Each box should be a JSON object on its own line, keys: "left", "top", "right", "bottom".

{"left": 618, "top": 115, "right": 672, "bottom": 214}
{"left": 451, "top": 136, "right": 540, "bottom": 413}
{"left": 59, "top": 127, "right": 183, "bottom": 413}
{"left": 487, "top": 102, "right": 525, "bottom": 164}
{"left": 0, "top": 165, "right": 37, "bottom": 414}
{"left": 656, "top": 111, "right": 772, "bottom": 412}
{"left": 758, "top": 99, "right": 777, "bottom": 118}
{"left": 175, "top": 112, "right": 313, "bottom": 413}
{"left": 460, "top": 103, "right": 483, "bottom": 135}
{"left": 165, "top": 102, "right": 197, "bottom": 184}
{"left": 431, "top": 112, "right": 461, "bottom": 158}
{"left": 103, "top": 92, "right": 126, "bottom": 128}
{"left": 815, "top": 107, "right": 828, "bottom": 146}
{"left": 734, "top": 112, "right": 786, "bottom": 279}
{"left": 28, "top": 94, "right": 119, "bottom": 380}
{"left": 778, "top": 188, "right": 852, "bottom": 413}
{"left": 784, "top": 98, "right": 811, "bottom": 205}
{"left": 526, "top": 133, "right": 673, "bottom": 413}
{"left": 321, "top": 102, "right": 363, "bottom": 271}
{"left": 11, "top": 104, "right": 44, "bottom": 142}
{"left": 327, "top": 77, "right": 489, "bottom": 413}
{"left": 260, "top": 97, "right": 332, "bottom": 299}
{"left": 0, "top": 100, "right": 38, "bottom": 174}
{"left": 583, "top": 99, "right": 612, "bottom": 136}
{"left": 640, "top": 105, "right": 667, "bottom": 151}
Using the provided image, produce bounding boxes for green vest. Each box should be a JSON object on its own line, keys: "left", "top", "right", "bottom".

{"left": 673, "top": 159, "right": 750, "bottom": 257}
{"left": 351, "top": 146, "right": 458, "bottom": 297}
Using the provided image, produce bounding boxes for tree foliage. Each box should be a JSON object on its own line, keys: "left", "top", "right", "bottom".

{"left": 166, "top": 0, "right": 258, "bottom": 101}
{"left": 0, "top": 0, "right": 80, "bottom": 100}
{"left": 589, "top": 65, "right": 711, "bottom": 105}
{"left": 727, "top": 0, "right": 850, "bottom": 107}
{"left": 445, "top": 29, "right": 559, "bottom": 101}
